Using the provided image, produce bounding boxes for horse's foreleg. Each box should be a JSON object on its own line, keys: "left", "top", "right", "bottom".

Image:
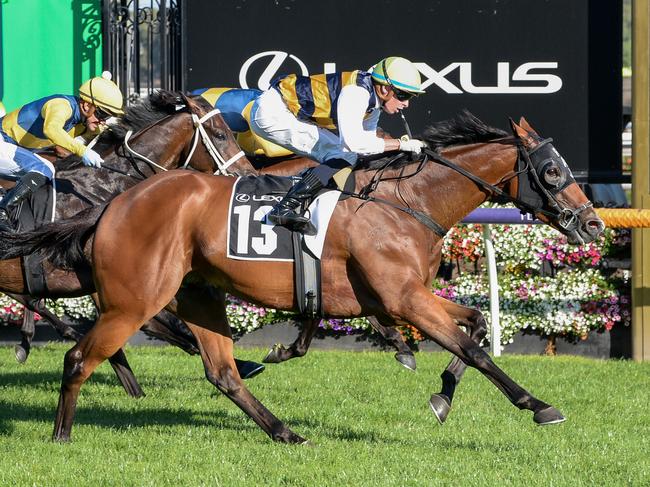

{"left": 171, "top": 285, "right": 306, "bottom": 443}
{"left": 189, "top": 324, "right": 305, "bottom": 443}
{"left": 262, "top": 317, "right": 320, "bottom": 364}
{"left": 366, "top": 316, "right": 416, "bottom": 371}
{"left": 398, "top": 286, "right": 564, "bottom": 426}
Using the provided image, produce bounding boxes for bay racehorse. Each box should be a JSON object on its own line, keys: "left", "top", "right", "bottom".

{"left": 5, "top": 112, "right": 604, "bottom": 442}
{"left": 0, "top": 90, "right": 256, "bottom": 395}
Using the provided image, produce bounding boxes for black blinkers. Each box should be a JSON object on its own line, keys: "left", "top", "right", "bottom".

{"left": 516, "top": 138, "right": 576, "bottom": 211}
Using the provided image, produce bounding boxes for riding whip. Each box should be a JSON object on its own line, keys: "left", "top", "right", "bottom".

{"left": 399, "top": 110, "right": 413, "bottom": 140}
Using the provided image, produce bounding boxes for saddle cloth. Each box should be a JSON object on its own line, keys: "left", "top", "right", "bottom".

{"left": 227, "top": 175, "right": 339, "bottom": 261}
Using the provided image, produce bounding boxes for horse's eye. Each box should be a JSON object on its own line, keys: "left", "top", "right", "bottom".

{"left": 212, "top": 130, "right": 226, "bottom": 141}
{"left": 543, "top": 164, "right": 563, "bottom": 187}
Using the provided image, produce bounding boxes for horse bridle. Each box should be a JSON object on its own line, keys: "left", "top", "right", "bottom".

{"left": 350, "top": 139, "right": 592, "bottom": 237}
{"left": 420, "top": 140, "right": 593, "bottom": 234}
{"left": 121, "top": 108, "right": 245, "bottom": 176}
{"left": 511, "top": 138, "right": 592, "bottom": 232}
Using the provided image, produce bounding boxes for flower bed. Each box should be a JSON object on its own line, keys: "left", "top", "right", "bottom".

{"left": 0, "top": 206, "right": 631, "bottom": 353}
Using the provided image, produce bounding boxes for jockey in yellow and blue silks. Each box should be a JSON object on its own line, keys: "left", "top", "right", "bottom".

{"left": 0, "top": 75, "right": 125, "bottom": 231}
{"left": 190, "top": 87, "right": 291, "bottom": 158}
{"left": 249, "top": 56, "right": 427, "bottom": 234}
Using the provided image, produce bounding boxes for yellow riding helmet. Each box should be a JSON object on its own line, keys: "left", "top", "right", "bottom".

{"left": 79, "top": 74, "right": 125, "bottom": 116}
{"left": 371, "top": 56, "right": 426, "bottom": 94}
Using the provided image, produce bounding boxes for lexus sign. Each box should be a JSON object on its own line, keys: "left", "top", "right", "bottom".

{"left": 186, "top": 0, "right": 622, "bottom": 183}
{"left": 238, "top": 52, "right": 563, "bottom": 94}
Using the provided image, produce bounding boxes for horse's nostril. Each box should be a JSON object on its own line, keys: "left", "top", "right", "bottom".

{"left": 585, "top": 219, "right": 605, "bottom": 235}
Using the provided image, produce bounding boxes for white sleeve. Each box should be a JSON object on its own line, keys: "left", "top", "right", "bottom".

{"left": 336, "top": 85, "right": 385, "bottom": 155}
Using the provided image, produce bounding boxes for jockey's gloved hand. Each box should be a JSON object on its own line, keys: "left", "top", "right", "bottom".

{"left": 399, "top": 138, "right": 426, "bottom": 154}
{"left": 82, "top": 148, "right": 103, "bottom": 168}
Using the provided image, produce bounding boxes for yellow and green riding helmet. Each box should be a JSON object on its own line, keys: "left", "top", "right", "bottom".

{"left": 371, "top": 56, "right": 426, "bottom": 95}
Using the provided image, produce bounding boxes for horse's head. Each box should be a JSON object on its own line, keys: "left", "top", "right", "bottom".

{"left": 508, "top": 118, "right": 604, "bottom": 244}
{"left": 108, "top": 90, "right": 256, "bottom": 177}
{"left": 176, "top": 93, "right": 257, "bottom": 176}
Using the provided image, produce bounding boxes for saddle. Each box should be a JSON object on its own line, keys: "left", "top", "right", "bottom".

{"left": 227, "top": 173, "right": 357, "bottom": 317}
{"left": 0, "top": 176, "right": 55, "bottom": 296}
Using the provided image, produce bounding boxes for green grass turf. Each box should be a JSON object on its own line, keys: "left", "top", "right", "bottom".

{"left": 0, "top": 344, "right": 649, "bottom": 486}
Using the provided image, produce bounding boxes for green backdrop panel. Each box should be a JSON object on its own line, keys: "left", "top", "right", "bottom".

{"left": 0, "top": 0, "right": 102, "bottom": 111}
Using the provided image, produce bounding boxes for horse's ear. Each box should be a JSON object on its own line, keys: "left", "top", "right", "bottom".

{"left": 176, "top": 92, "right": 193, "bottom": 112}
{"left": 518, "top": 117, "right": 539, "bottom": 136}
{"left": 509, "top": 118, "right": 528, "bottom": 139}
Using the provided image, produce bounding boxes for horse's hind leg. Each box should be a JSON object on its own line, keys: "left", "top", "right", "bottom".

{"left": 11, "top": 293, "right": 145, "bottom": 398}
{"left": 15, "top": 308, "right": 36, "bottom": 363}
{"left": 428, "top": 296, "right": 488, "bottom": 424}
{"left": 366, "top": 316, "right": 416, "bottom": 371}
{"left": 263, "top": 317, "right": 320, "bottom": 363}
{"left": 53, "top": 310, "right": 150, "bottom": 441}
{"left": 263, "top": 315, "right": 416, "bottom": 371}
{"left": 396, "top": 285, "right": 564, "bottom": 426}
{"left": 170, "top": 285, "right": 306, "bottom": 443}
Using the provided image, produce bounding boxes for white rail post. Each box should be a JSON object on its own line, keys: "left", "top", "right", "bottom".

{"left": 482, "top": 224, "right": 501, "bottom": 357}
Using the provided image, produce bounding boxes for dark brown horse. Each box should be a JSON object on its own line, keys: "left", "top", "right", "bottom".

{"left": 0, "top": 90, "right": 257, "bottom": 394}
{"left": 3, "top": 113, "right": 605, "bottom": 442}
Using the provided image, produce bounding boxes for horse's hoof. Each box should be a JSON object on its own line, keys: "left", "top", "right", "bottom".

{"left": 395, "top": 352, "right": 416, "bottom": 371}
{"left": 15, "top": 345, "right": 29, "bottom": 364}
{"left": 262, "top": 344, "right": 284, "bottom": 364}
{"left": 238, "top": 361, "right": 265, "bottom": 380}
{"left": 429, "top": 394, "right": 452, "bottom": 425}
{"left": 274, "top": 431, "right": 308, "bottom": 444}
{"left": 534, "top": 406, "right": 566, "bottom": 425}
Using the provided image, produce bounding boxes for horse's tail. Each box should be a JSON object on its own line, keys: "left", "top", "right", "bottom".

{"left": 0, "top": 204, "right": 107, "bottom": 269}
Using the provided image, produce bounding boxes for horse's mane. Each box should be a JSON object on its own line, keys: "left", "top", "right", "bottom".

{"left": 56, "top": 90, "right": 185, "bottom": 171}
{"left": 357, "top": 110, "right": 510, "bottom": 171}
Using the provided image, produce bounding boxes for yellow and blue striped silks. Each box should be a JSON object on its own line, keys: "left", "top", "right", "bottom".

{"left": 0, "top": 95, "right": 90, "bottom": 156}
{"left": 271, "top": 70, "right": 377, "bottom": 130}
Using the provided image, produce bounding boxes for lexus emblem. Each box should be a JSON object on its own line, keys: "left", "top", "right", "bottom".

{"left": 239, "top": 51, "right": 309, "bottom": 90}
{"left": 235, "top": 193, "right": 251, "bottom": 203}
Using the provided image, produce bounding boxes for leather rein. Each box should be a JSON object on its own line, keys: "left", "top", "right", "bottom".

{"left": 339, "top": 140, "right": 591, "bottom": 238}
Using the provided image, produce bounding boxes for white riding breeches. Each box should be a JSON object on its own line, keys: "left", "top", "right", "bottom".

{"left": 249, "top": 89, "right": 358, "bottom": 165}
{"left": 0, "top": 139, "right": 55, "bottom": 180}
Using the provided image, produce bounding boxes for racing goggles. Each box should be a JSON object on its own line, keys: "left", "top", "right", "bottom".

{"left": 392, "top": 88, "right": 414, "bottom": 102}
{"left": 382, "top": 59, "right": 416, "bottom": 102}
{"left": 94, "top": 106, "right": 112, "bottom": 121}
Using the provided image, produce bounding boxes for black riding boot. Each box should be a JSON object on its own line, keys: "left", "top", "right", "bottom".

{"left": 0, "top": 172, "right": 50, "bottom": 232}
{"left": 267, "top": 169, "right": 324, "bottom": 235}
